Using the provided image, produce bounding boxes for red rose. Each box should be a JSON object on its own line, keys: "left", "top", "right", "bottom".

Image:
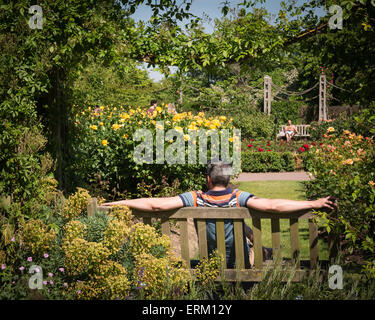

{"left": 248, "top": 144, "right": 253, "bottom": 148}
{"left": 258, "top": 148, "right": 264, "bottom": 152}
{"left": 311, "top": 142, "right": 316, "bottom": 146}
{"left": 299, "top": 147, "right": 305, "bottom": 152}
{"left": 303, "top": 144, "right": 309, "bottom": 149}
{"left": 251, "top": 139, "right": 254, "bottom": 142}
{"left": 267, "top": 142, "right": 271, "bottom": 146}
{"left": 267, "top": 149, "right": 271, "bottom": 152}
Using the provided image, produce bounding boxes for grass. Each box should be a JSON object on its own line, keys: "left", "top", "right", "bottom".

{"left": 233, "top": 180, "right": 329, "bottom": 261}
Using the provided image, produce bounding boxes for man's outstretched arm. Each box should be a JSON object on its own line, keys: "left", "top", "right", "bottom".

{"left": 101, "top": 196, "right": 184, "bottom": 212}
{"left": 246, "top": 196, "right": 336, "bottom": 213}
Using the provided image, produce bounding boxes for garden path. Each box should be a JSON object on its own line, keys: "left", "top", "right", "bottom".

{"left": 234, "top": 171, "right": 312, "bottom": 182}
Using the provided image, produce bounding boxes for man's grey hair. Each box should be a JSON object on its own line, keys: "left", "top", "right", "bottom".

{"left": 207, "top": 160, "right": 233, "bottom": 187}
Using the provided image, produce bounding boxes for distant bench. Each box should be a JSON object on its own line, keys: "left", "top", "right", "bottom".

{"left": 88, "top": 198, "right": 321, "bottom": 282}
{"left": 277, "top": 125, "right": 311, "bottom": 140}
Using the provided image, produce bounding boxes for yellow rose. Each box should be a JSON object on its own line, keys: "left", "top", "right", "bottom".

{"left": 90, "top": 125, "right": 98, "bottom": 130}
{"left": 101, "top": 140, "right": 108, "bottom": 146}
{"left": 327, "top": 127, "right": 335, "bottom": 133}
{"left": 112, "top": 123, "right": 120, "bottom": 131}
{"left": 184, "top": 134, "right": 190, "bottom": 141}
{"left": 123, "top": 134, "right": 128, "bottom": 139}
{"left": 342, "top": 159, "right": 353, "bottom": 165}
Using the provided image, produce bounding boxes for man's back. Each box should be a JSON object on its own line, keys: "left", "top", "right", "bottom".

{"left": 179, "top": 187, "right": 253, "bottom": 268}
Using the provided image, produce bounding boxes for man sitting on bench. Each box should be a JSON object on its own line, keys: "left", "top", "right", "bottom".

{"left": 103, "top": 161, "right": 335, "bottom": 268}
{"left": 285, "top": 120, "right": 298, "bottom": 142}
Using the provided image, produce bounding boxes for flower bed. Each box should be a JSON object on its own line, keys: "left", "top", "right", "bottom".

{"left": 69, "top": 105, "right": 237, "bottom": 198}
{"left": 241, "top": 151, "right": 295, "bottom": 172}
{"left": 302, "top": 129, "right": 375, "bottom": 277}
{"left": 0, "top": 187, "right": 222, "bottom": 300}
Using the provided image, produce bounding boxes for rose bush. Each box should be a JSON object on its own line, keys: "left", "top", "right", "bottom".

{"left": 68, "top": 105, "right": 237, "bottom": 198}
{"left": 303, "top": 128, "right": 375, "bottom": 277}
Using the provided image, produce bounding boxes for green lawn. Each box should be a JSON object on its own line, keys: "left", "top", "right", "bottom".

{"left": 233, "top": 180, "right": 329, "bottom": 261}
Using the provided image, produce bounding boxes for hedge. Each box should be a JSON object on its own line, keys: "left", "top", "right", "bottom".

{"left": 241, "top": 151, "right": 295, "bottom": 172}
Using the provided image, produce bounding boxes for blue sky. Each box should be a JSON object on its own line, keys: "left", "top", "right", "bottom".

{"left": 131, "top": 0, "right": 326, "bottom": 81}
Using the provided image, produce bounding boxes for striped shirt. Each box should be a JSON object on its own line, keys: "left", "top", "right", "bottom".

{"left": 179, "top": 187, "right": 254, "bottom": 268}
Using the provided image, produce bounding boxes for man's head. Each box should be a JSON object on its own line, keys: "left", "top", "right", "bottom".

{"left": 206, "top": 160, "right": 233, "bottom": 189}
{"left": 288, "top": 120, "right": 292, "bottom": 125}
{"left": 150, "top": 99, "right": 157, "bottom": 107}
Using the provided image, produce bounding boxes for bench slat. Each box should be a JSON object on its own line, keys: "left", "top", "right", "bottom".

{"left": 271, "top": 218, "right": 281, "bottom": 263}
{"left": 253, "top": 218, "right": 263, "bottom": 269}
{"left": 161, "top": 217, "right": 170, "bottom": 236}
{"left": 197, "top": 219, "right": 208, "bottom": 259}
{"left": 233, "top": 220, "right": 245, "bottom": 269}
{"left": 179, "top": 219, "right": 190, "bottom": 268}
{"left": 309, "top": 218, "right": 319, "bottom": 268}
{"left": 290, "top": 218, "right": 300, "bottom": 268}
{"left": 216, "top": 220, "right": 227, "bottom": 269}
{"left": 87, "top": 197, "right": 97, "bottom": 217}
{"left": 143, "top": 217, "right": 152, "bottom": 226}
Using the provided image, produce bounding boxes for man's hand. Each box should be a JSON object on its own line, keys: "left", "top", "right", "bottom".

{"left": 313, "top": 196, "right": 337, "bottom": 210}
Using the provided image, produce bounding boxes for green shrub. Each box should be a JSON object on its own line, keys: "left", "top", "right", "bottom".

{"left": 233, "top": 111, "right": 274, "bottom": 140}
{"left": 271, "top": 101, "right": 302, "bottom": 125}
{"left": 303, "top": 129, "right": 375, "bottom": 276}
{"left": 69, "top": 106, "right": 237, "bottom": 198}
{"left": 241, "top": 151, "right": 295, "bottom": 172}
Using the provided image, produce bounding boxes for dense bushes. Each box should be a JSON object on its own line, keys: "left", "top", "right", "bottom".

{"left": 271, "top": 101, "right": 303, "bottom": 125}
{"left": 241, "top": 151, "right": 295, "bottom": 172}
{"left": 303, "top": 128, "right": 375, "bottom": 277}
{"left": 233, "top": 111, "right": 275, "bottom": 140}
{"left": 0, "top": 187, "right": 195, "bottom": 300}
{"left": 69, "top": 105, "right": 237, "bottom": 198}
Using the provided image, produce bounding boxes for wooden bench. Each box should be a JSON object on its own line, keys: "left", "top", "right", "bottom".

{"left": 89, "top": 198, "right": 320, "bottom": 282}
{"left": 277, "top": 125, "right": 311, "bottom": 140}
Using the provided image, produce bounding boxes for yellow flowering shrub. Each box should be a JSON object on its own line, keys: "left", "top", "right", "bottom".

{"left": 68, "top": 261, "right": 131, "bottom": 300}
{"left": 194, "top": 250, "right": 223, "bottom": 286}
{"left": 19, "top": 219, "right": 57, "bottom": 255}
{"left": 133, "top": 252, "right": 191, "bottom": 299}
{"left": 71, "top": 104, "right": 237, "bottom": 197}
{"left": 103, "top": 219, "right": 129, "bottom": 255}
{"left": 62, "top": 188, "right": 91, "bottom": 220}
{"left": 128, "top": 223, "right": 171, "bottom": 256}
{"left": 106, "top": 205, "right": 133, "bottom": 225}
{"left": 63, "top": 237, "right": 111, "bottom": 276}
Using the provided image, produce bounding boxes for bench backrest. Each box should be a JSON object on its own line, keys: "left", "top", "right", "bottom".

{"left": 89, "top": 198, "right": 319, "bottom": 281}
{"left": 281, "top": 124, "right": 311, "bottom": 135}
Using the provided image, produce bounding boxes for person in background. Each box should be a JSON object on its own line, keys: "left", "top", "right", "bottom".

{"left": 147, "top": 99, "right": 158, "bottom": 115}
{"left": 285, "top": 120, "right": 298, "bottom": 142}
